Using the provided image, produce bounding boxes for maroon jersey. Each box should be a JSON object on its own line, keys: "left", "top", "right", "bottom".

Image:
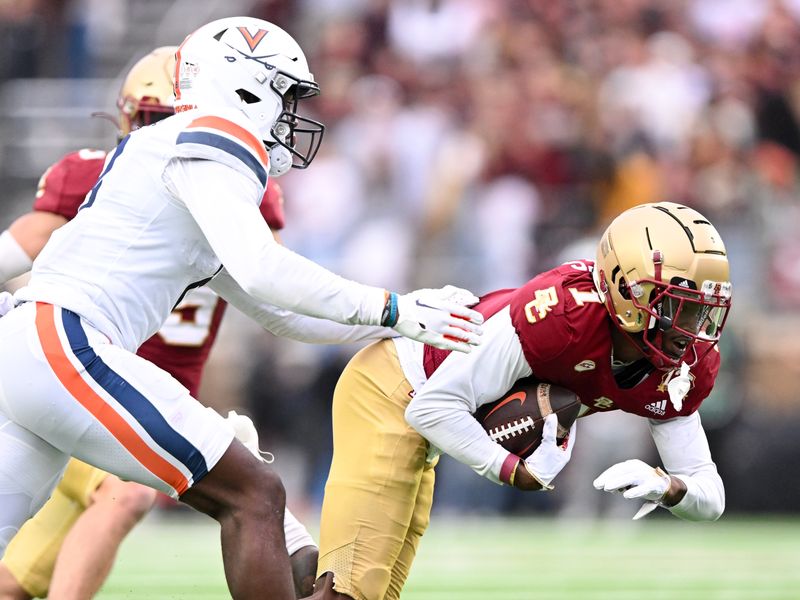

{"left": 33, "top": 149, "right": 106, "bottom": 219}
{"left": 425, "top": 260, "right": 719, "bottom": 420}
{"left": 32, "top": 148, "right": 287, "bottom": 395}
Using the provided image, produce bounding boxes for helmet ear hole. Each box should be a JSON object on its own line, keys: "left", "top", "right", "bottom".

{"left": 236, "top": 89, "right": 261, "bottom": 104}
{"left": 618, "top": 279, "right": 631, "bottom": 300}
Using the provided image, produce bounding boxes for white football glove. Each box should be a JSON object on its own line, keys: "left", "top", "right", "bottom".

{"left": 593, "top": 459, "right": 671, "bottom": 502}
{"left": 226, "top": 410, "right": 274, "bottom": 463}
{"left": 384, "top": 286, "right": 484, "bottom": 353}
{"left": 523, "top": 413, "right": 577, "bottom": 490}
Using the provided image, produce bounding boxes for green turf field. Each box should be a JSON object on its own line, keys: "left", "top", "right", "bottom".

{"left": 100, "top": 513, "right": 800, "bottom": 599}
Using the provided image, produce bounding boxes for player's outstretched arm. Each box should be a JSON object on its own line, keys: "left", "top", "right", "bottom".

{"left": 406, "top": 307, "right": 544, "bottom": 483}
{"left": 0, "top": 212, "right": 66, "bottom": 284}
{"left": 593, "top": 412, "right": 724, "bottom": 521}
{"left": 170, "top": 158, "right": 483, "bottom": 352}
{"left": 211, "top": 273, "right": 481, "bottom": 349}
{"left": 592, "top": 459, "right": 685, "bottom": 513}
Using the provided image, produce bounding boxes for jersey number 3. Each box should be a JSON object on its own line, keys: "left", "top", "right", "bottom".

{"left": 157, "top": 298, "right": 216, "bottom": 347}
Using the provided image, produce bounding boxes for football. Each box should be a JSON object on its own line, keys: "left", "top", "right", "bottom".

{"left": 474, "top": 378, "right": 581, "bottom": 458}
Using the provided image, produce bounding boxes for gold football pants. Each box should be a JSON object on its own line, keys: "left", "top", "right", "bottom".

{"left": 2, "top": 459, "right": 108, "bottom": 598}
{"left": 317, "top": 339, "right": 436, "bottom": 600}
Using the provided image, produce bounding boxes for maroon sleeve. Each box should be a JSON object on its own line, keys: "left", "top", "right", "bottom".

{"left": 33, "top": 150, "right": 107, "bottom": 220}
{"left": 259, "top": 179, "right": 286, "bottom": 231}
{"left": 137, "top": 299, "right": 228, "bottom": 397}
{"left": 508, "top": 270, "right": 578, "bottom": 372}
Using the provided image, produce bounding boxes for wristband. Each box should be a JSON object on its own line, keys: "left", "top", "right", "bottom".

{"left": 520, "top": 461, "right": 554, "bottom": 492}
{"left": 380, "top": 291, "right": 399, "bottom": 327}
{"left": 500, "top": 454, "right": 521, "bottom": 486}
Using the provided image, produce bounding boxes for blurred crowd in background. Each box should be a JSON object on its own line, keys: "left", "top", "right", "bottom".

{"left": 0, "top": 0, "right": 799, "bottom": 520}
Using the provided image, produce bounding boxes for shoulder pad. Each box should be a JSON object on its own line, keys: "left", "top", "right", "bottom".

{"left": 174, "top": 107, "right": 268, "bottom": 189}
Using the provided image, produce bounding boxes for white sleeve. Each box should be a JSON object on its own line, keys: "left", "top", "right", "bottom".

{"left": 208, "top": 269, "right": 393, "bottom": 344}
{"left": 284, "top": 507, "right": 316, "bottom": 555}
{"left": 649, "top": 413, "right": 725, "bottom": 521}
{"left": 404, "top": 306, "right": 532, "bottom": 483}
{"left": 164, "top": 158, "right": 386, "bottom": 326}
{"left": 0, "top": 230, "right": 33, "bottom": 284}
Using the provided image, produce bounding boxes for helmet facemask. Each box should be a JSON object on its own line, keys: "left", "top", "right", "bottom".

{"left": 631, "top": 277, "right": 732, "bottom": 369}
{"left": 119, "top": 95, "right": 174, "bottom": 134}
{"left": 263, "top": 72, "right": 324, "bottom": 174}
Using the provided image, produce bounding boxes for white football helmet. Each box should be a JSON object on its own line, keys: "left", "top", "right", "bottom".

{"left": 174, "top": 16, "right": 324, "bottom": 177}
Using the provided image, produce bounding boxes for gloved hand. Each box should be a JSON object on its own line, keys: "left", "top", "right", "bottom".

{"left": 406, "top": 285, "right": 480, "bottom": 309}
{"left": 226, "top": 410, "right": 274, "bottom": 463}
{"left": 593, "top": 459, "right": 671, "bottom": 502}
{"left": 516, "top": 414, "right": 576, "bottom": 491}
{"left": 382, "top": 286, "right": 484, "bottom": 353}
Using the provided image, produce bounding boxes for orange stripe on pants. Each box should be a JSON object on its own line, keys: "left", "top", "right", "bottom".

{"left": 34, "top": 302, "right": 190, "bottom": 495}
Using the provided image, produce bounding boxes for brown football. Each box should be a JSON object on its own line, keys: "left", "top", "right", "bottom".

{"left": 474, "top": 378, "right": 581, "bottom": 458}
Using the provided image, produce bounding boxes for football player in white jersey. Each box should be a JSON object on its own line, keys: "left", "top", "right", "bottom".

{"left": 0, "top": 17, "right": 483, "bottom": 600}
{"left": 0, "top": 47, "right": 318, "bottom": 600}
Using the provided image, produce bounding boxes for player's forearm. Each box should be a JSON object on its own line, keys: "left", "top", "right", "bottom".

{"left": 204, "top": 207, "right": 387, "bottom": 326}
{"left": 174, "top": 159, "right": 387, "bottom": 326}
{"left": 649, "top": 413, "right": 725, "bottom": 521}
{"left": 666, "top": 471, "right": 725, "bottom": 521}
{"left": 0, "top": 230, "right": 34, "bottom": 283}
{"left": 262, "top": 309, "right": 391, "bottom": 344}
{"left": 405, "top": 310, "right": 532, "bottom": 483}
{"left": 405, "top": 399, "right": 509, "bottom": 483}
{"left": 237, "top": 242, "right": 386, "bottom": 326}
{"left": 211, "top": 270, "right": 391, "bottom": 343}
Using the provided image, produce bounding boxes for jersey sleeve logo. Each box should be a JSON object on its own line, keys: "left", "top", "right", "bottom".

{"left": 178, "top": 115, "right": 269, "bottom": 187}
{"left": 524, "top": 286, "right": 559, "bottom": 323}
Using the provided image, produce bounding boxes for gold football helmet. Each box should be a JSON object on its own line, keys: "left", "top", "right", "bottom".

{"left": 594, "top": 202, "right": 732, "bottom": 369}
{"left": 117, "top": 46, "right": 177, "bottom": 136}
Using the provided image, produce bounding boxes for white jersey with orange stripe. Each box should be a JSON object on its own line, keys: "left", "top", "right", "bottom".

{"left": 16, "top": 107, "right": 387, "bottom": 352}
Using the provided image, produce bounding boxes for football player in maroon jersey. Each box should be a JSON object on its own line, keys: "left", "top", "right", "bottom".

{"left": 311, "top": 202, "right": 731, "bottom": 600}
{"left": 0, "top": 48, "right": 316, "bottom": 600}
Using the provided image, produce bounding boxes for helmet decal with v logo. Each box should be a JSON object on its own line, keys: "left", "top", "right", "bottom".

{"left": 238, "top": 27, "right": 267, "bottom": 52}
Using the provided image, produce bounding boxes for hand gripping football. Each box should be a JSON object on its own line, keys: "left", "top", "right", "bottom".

{"left": 474, "top": 378, "right": 581, "bottom": 458}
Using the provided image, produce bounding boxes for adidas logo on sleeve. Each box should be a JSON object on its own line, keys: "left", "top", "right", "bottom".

{"left": 644, "top": 400, "right": 667, "bottom": 416}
